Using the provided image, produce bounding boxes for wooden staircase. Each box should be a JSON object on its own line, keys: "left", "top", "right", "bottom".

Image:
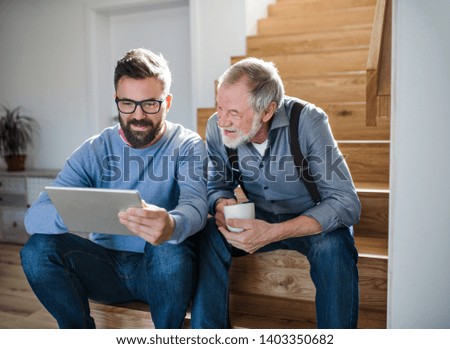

{"left": 197, "top": 0, "right": 390, "bottom": 329}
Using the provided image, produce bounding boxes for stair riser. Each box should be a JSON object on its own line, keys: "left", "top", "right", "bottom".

{"left": 356, "top": 191, "right": 389, "bottom": 239}
{"left": 323, "top": 103, "right": 390, "bottom": 140}
{"left": 258, "top": 7, "right": 375, "bottom": 36}
{"left": 284, "top": 74, "right": 366, "bottom": 103}
{"left": 339, "top": 142, "right": 390, "bottom": 185}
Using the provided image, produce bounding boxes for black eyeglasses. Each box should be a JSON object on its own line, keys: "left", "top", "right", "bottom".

{"left": 115, "top": 97, "right": 165, "bottom": 114}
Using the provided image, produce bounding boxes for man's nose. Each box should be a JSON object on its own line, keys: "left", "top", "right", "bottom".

{"left": 217, "top": 111, "right": 230, "bottom": 128}
{"left": 132, "top": 105, "right": 147, "bottom": 120}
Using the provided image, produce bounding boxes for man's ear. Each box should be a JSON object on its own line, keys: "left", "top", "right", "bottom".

{"left": 262, "top": 101, "right": 277, "bottom": 123}
{"left": 165, "top": 94, "right": 173, "bottom": 110}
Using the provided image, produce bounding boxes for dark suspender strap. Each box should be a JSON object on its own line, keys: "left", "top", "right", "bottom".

{"left": 289, "top": 101, "right": 321, "bottom": 204}
{"left": 225, "top": 146, "right": 245, "bottom": 192}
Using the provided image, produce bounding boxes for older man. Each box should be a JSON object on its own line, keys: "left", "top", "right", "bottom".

{"left": 191, "top": 57, "right": 361, "bottom": 329}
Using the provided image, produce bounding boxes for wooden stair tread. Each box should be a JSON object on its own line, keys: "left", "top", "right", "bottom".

{"left": 258, "top": 6, "right": 375, "bottom": 36}
{"left": 229, "top": 292, "right": 385, "bottom": 329}
{"left": 230, "top": 293, "right": 317, "bottom": 329}
{"left": 247, "top": 28, "right": 372, "bottom": 56}
{"left": 355, "top": 181, "right": 389, "bottom": 191}
{"left": 280, "top": 70, "right": 367, "bottom": 78}
{"left": 231, "top": 49, "right": 369, "bottom": 78}
{"left": 268, "top": 0, "right": 377, "bottom": 18}
{"left": 90, "top": 302, "right": 154, "bottom": 329}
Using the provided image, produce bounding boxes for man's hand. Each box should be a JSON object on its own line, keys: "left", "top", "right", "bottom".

{"left": 218, "top": 214, "right": 323, "bottom": 254}
{"left": 219, "top": 218, "right": 275, "bottom": 254}
{"left": 214, "top": 198, "right": 238, "bottom": 228}
{"left": 118, "top": 201, "right": 174, "bottom": 245}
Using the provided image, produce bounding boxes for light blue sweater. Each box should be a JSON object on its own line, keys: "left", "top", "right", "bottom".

{"left": 24, "top": 122, "right": 208, "bottom": 253}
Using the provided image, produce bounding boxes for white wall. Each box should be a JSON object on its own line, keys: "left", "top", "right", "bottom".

{"left": 0, "top": 0, "right": 91, "bottom": 169}
{"left": 389, "top": 0, "right": 450, "bottom": 328}
{"left": 189, "top": 0, "right": 247, "bottom": 110}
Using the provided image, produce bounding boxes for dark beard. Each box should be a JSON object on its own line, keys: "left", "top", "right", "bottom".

{"left": 119, "top": 116, "right": 163, "bottom": 148}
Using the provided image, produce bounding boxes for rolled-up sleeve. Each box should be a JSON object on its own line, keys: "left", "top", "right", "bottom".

{"left": 168, "top": 136, "right": 209, "bottom": 243}
{"left": 299, "top": 105, "right": 361, "bottom": 233}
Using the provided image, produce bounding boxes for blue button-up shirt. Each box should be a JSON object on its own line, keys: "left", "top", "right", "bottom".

{"left": 206, "top": 96, "right": 361, "bottom": 234}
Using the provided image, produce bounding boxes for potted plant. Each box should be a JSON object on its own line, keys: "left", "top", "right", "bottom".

{"left": 0, "top": 106, "right": 38, "bottom": 171}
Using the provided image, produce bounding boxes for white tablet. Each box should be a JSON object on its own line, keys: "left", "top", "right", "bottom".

{"left": 45, "top": 186, "right": 143, "bottom": 235}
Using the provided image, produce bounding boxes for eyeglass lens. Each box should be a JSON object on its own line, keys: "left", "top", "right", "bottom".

{"left": 117, "top": 99, "right": 162, "bottom": 114}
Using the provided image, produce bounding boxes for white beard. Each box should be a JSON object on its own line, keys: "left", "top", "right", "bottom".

{"left": 219, "top": 115, "right": 262, "bottom": 149}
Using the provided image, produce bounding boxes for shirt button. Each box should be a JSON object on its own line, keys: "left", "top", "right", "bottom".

{"left": 259, "top": 163, "right": 264, "bottom": 168}
{"left": 264, "top": 186, "right": 268, "bottom": 190}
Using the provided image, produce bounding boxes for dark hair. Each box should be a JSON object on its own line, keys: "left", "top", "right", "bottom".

{"left": 218, "top": 57, "right": 285, "bottom": 114}
{"left": 114, "top": 48, "right": 172, "bottom": 95}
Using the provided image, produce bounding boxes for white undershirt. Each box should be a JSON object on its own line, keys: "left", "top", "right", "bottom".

{"left": 252, "top": 139, "right": 268, "bottom": 156}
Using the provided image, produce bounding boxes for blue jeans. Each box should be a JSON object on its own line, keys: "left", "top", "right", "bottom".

{"left": 20, "top": 233, "right": 196, "bottom": 329}
{"left": 190, "top": 216, "right": 359, "bottom": 329}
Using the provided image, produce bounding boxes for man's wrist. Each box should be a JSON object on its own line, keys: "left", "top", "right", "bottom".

{"left": 214, "top": 197, "right": 227, "bottom": 210}
{"left": 164, "top": 213, "right": 176, "bottom": 241}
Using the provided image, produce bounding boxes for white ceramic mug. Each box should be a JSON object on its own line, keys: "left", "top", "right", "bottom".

{"left": 223, "top": 202, "right": 255, "bottom": 232}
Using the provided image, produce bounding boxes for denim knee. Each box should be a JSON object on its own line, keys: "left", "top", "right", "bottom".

{"left": 144, "top": 239, "right": 196, "bottom": 277}
{"left": 20, "top": 234, "right": 64, "bottom": 282}
{"left": 21, "top": 234, "right": 56, "bottom": 265}
{"left": 203, "top": 218, "right": 230, "bottom": 248}
{"left": 309, "top": 228, "right": 358, "bottom": 262}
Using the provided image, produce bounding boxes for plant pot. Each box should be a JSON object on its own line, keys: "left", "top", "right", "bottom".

{"left": 4, "top": 154, "right": 27, "bottom": 171}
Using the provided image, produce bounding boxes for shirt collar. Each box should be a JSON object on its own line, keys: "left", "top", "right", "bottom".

{"left": 118, "top": 126, "right": 132, "bottom": 146}
{"left": 269, "top": 103, "right": 289, "bottom": 132}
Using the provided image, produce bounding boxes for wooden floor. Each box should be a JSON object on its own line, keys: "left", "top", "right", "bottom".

{"left": 0, "top": 242, "right": 156, "bottom": 329}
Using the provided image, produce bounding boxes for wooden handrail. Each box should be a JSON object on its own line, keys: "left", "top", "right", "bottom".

{"left": 366, "top": 0, "right": 391, "bottom": 126}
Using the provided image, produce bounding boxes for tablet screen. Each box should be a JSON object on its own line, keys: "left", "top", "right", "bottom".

{"left": 45, "top": 186, "right": 142, "bottom": 235}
